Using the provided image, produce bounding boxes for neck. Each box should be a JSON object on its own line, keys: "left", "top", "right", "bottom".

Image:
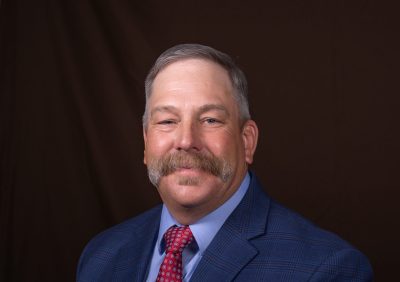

{"left": 170, "top": 207, "right": 207, "bottom": 226}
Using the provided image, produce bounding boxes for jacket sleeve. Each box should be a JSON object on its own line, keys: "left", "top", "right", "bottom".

{"left": 308, "top": 248, "right": 373, "bottom": 282}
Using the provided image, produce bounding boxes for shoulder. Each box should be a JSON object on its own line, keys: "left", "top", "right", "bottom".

{"left": 267, "top": 199, "right": 352, "bottom": 248}
{"left": 248, "top": 173, "right": 367, "bottom": 255}
{"left": 77, "top": 205, "right": 161, "bottom": 276}
{"left": 254, "top": 199, "right": 373, "bottom": 280}
{"left": 84, "top": 205, "right": 161, "bottom": 250}
{"left": 240, "top": 173, "right": 373, "bottom": 280}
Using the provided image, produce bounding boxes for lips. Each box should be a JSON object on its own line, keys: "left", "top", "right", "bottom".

{"left": 175, "top": 162, "right": 199, "bottom": 170}
{"left": 177, "top": 166, "right": 195, "bottom": 170}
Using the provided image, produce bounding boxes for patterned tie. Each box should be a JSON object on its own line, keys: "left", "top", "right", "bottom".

{"left": 156, "top": 225, "right": 194, "bottom": 282}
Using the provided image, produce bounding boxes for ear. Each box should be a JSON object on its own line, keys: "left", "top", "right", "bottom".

{"left": 143, "top": 127, "right": 148, "bottom": 165}
{"left": 241, "top": 120, "right": 259, "bottom": 164}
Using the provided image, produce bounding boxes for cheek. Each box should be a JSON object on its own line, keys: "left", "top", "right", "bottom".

{"left": 145, "top": 131, "right": 174, "bottom": 157}
{"left": 205, "top": 132, "right": 239, "bottom": 157}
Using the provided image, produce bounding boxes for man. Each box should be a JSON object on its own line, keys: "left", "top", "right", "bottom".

{"left": 77, "top": 44, "right": 373, "bottom": 281}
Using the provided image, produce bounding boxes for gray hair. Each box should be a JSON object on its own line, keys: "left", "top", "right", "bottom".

{"left": 143, "top": 44, "right": 250, "bottom": 128}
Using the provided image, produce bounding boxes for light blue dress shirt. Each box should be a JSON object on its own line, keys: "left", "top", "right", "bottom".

{"left": 146, "top": 173, "right": 250, "bottom": 282}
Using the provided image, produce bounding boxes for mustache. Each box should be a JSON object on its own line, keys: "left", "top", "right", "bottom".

{"left": 146, "top": 150, "right": 233, "bottom": 187}
{"left": 158, "top": 151, "right": 224, "bottom": 177}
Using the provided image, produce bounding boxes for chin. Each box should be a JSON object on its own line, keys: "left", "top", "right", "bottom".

{"left": 168, "top": 170, "right": 221, "bottom": 186}
{"left": 160, "top": 177, "right": 215, "bottom": 202}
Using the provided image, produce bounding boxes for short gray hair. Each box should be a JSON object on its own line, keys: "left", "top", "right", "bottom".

{"left": 143, "top": 44, "right": 250, "bottom": 127}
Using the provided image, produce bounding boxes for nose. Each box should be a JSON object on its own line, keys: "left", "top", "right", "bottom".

{"left": 175, "top": 120, "right": 201, "bottom": 151}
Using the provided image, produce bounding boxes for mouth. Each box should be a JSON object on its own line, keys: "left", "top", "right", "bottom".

{"left": 174, "top": 166, "right": 203, "bottom": 175}
{"left": 177, "top": 164, "right": 196, "bottom": 169}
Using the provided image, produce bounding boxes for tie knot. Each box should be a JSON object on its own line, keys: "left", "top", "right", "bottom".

{"left": 164, "top": 225, "right": 193, "bottom": 254}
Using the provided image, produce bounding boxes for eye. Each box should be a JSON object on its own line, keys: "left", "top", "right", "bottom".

{"left": 157, "top": 119, "right": 177, "bottom": 125}
{"left": 202, "top": 118, "right": 222, "bottom": 125}
{"left": 205, "top": 118, "right": 218, "bottom": 124}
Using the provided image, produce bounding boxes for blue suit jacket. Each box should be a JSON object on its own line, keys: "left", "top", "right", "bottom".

{"left": 77, "top": 173, "right": 373, "bottom": 281}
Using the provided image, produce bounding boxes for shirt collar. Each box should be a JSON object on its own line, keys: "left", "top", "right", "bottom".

{"left": 157, "top": 172, "right": 250, "bottom": 255}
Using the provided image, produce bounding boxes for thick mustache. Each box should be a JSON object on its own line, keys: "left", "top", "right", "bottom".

{"left": 159, "top": 151, "right": 223, "bottom": 177}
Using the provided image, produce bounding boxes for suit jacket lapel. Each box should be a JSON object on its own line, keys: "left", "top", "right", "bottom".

{"left": 190, "top": 173, "right": 270, "bottom": 282}
{"left": 112, "top": 206, "right": 162, "bottom": 282}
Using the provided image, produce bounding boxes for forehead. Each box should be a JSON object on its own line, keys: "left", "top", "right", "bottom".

{"left": 149, "top": 59, "right": 235, "bottom": 107}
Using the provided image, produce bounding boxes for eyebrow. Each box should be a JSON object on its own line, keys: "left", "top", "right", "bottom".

{"left": 150, "top": 104, "right": 229, "bottom": 117}
{"left": 198, "top": 104, "right": 229, "bottom": 117}
{"left": 150, "top": 105, "right": 179, "bottom": 117}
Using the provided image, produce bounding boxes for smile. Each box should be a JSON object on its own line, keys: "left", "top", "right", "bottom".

{"left": 174, "top": 167, "right": 203, "bottom": 175}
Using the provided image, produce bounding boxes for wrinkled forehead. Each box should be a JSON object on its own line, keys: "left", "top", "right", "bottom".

{"left": 156, "top": 58, "right": 231, "bottom": 84}
{"left": 152, "top": 59, "right": 233, "bottom": 97}
{"left": 150, "top": 60, "right": 235, "bottom": 109}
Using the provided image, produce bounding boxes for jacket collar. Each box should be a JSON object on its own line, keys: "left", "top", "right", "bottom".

{"left": 190, "top": 172, "right": 270, "bottom": 281}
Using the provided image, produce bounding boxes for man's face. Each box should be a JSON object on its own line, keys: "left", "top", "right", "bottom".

{"left": 143, "top": 59, "right": 258, "bottom": 223}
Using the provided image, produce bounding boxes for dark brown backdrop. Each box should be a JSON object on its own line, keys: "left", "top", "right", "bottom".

{"left": 1, "top": 0, "right": 399, "bottom": 281}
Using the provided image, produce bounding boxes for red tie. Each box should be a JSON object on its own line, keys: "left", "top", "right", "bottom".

{"left": 156, "top": 225, "right": 194, "bottom": 282}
